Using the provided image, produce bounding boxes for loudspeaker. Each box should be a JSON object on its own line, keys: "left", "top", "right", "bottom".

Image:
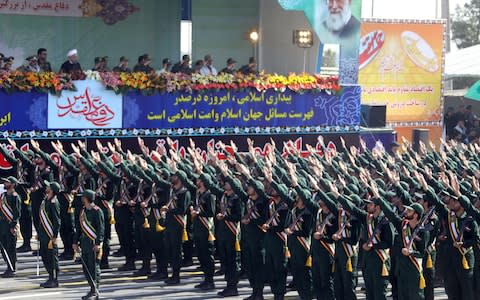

{"left": 412, "top": 129, "right": 429, "bottom": 152}
{"left": 361, "top": 105, "right": 386, "bottom": 128}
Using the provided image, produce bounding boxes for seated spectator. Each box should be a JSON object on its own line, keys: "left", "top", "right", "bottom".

{"left": 239, "top": 57, "right": 258, "bottom": 75}
{"left": 200, "top": 54, "right": 217, "bottom": 76}
{"left": 157, "top": 58, "right": 172, "bottom": 75}
{"left": 37, "top": 48, "right": 52, "bottom": 72}
{"left": 17, "top": 56, "right": 40, "bottom": 73}
{"left": 59, "top": 49, "right": 83, "bottom": 78}
{"left": 92, "top": 57, "right": 103, "bottom": 71}
{"left": 112, "top": 56, "right": 131, "bottom": 73}
{"left": 1, "top": 56, "right": 14, "bottom": 72}
{"left": 171, "top": 55, "right": 192, "bottom": 74}
{"left": 193, "top": 60, "right": 204, "bottom": 74}
{"left": 219, "top": 58, "right": 237, "bottom": 75}
{"left": 133, "top": 54, "right": 154, "bottom": 73}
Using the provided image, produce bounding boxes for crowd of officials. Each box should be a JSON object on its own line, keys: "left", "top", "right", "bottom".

{"left": 0, "top": 48, "right": 258, "bottom": 78}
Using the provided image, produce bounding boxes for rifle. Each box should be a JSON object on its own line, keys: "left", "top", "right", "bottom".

{"left": 313, "top": 212, "right": 334, "bottom": 239}
{"left": 287, "top": 208, "right": 308, "bottom": 232}
{"left": 407, "top": 206, "right": 436, "bottom": 251}
{"left": 366, "top": 217, "right": 389, "bottom": 247}
{"left": 261, "top": 202, "right": 288, "bottom": 232}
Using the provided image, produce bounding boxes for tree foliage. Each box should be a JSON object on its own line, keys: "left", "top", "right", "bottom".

{"left": 452, "top": 0, "right": 480, "bottom": 49}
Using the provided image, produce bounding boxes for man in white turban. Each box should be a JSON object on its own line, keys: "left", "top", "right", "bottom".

{"left": 59, "top": 49, "right": 83, "bottom": 78}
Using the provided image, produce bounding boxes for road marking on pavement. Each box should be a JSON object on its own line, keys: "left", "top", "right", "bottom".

{"left": 1, "top": 292, "right": 62, "bottom": 300}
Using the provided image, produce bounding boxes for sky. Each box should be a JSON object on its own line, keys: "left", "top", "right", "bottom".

{"left": 361, "top": 0, "right": 468, "bottom": 19}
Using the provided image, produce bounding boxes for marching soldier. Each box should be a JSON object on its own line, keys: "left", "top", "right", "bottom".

{"left": 9, "top": 139, "right": 54, "bottom": 255}
{"left": 91, "top": 151, "right": 117, "bottom": 269}
{"left": 262, "top": 168, "right": 292, "bottom": 300}
{"left": 73, "top": 189, "right": 105, "bottom": 300}
{"left": 231, "top": 162, "right": 268, "bottom": 300}
{"left": 162, "top": 170, "right": 191, "bottom": 285}
{"left": 337, "top": 177, "right": 395, "bottom": 300}
{"left": 190, "top": 172, "right": 216, "bottom": 290}
{"left": 52, "top": 141, "right": 79, "bottom": 260}
{"left": 286, "top": 172, "right": 314, "bottom": 300}
{"left": 421, "top": 171, "right": 478, "bottom": 300}
{"left": 215, "top": 162, "right": 244, "bottom": 297}
{"left": 0, "top": 177, "right": 21, "bottom": 277}
{"left": 375, "top": 184, "right": 428, "bottom": 300}
{"left": 0, "top": 144, "right": 34, "bottom": 253}
{"left": 38, "top": 181, "right": 61, "bottom": 288}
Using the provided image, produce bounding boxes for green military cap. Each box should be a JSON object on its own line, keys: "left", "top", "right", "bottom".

{"left": 372, "top": 197, "right": 382, "bottom": 206}
{"left": 400, "top": 181, "right": 409, "bottom": 191}
{"left": 1, "top": 176, "right": 18, "bottom": 185}
{"left": 45, "top": 181, "right": 61, "bottom": 194}
{"left": 160, "top": 168, "right": 170, "bottom": 178}
{"left": 405, "top": 203, "right": 424, "bottom": 217}
{"left": 297, "top": 176, "right": 308, "bottom": 189}
{"left": 297, "top": 188, "right": 312, "bottom": 202}
{"left": 349, "top": 194, "right": 363, "bottom": 207}
{"left": 375, "top": 178, "right": 386, "bottom": 190}
{"left": 83, "top": 189, "right": 96, "bottom": 202}
{"left": 460, "top": 181, "right": 477, "bottom": 199}
{"left": 458, "top": 195, "right": 471, "bottom": 209}
{"left": 199, "top": 173, "right": 213, "bottom": 187}
{"left": 175, "top": 170, "right": 189, "bottom": 185}
{"left": 346, "top": 183, "right": 359, "bottom": 195}
{"left": 248, "top": 179, "right": 264, "bottom": 194}
{"left": 25, "top": 149, "right": 35, "bottom": 157}
{"left": 273, "top": 183, "right": 288, "bottom": 198}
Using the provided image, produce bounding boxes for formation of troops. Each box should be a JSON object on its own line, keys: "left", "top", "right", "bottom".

{"left": 0, "top": 135, "right": 480, "bottom": 300}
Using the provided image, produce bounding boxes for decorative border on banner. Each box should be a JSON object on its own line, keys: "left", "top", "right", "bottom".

{"left": 0, "top": 125, "right": 361, "bottom": 139}
{"left": 361, "top": 18, "right": 447, "bottom": 25}
{"left": 361, "top": 18, "right": 447, "bottom": 126}
{"left": 388, "top": 121, "right": 442, "bottom": 127}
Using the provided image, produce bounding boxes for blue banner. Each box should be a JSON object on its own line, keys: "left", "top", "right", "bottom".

{"left": 0, "top": 91, "right": 47, "bottom": 131}
{"left": 123, "top": 86, "right": 361, "bottom": 129}
{"left": 0, "top": 85, "right": 361, "bottom": 138}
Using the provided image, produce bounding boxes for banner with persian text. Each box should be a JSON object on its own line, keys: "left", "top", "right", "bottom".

{"left": 0, "top": 0, "right": 139, "bottom": 24}
{"left": 0, "top": 80, "right": 361, "bottom": 138}
{"left": 122, "top": 86, "right": 361, "bottom": 130}
{"left": 48, "top": 80, "right": 123, "bottom": 129}
{"left": 358, "top": 20, "right": 446, "bottom": 126}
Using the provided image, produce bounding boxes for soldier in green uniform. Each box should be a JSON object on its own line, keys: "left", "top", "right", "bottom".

{"left": 108, "top": 141, "right": 137, "bottom": 271}
{"left": 190, "top": 173, "right": 216, "bottom": 290}
{"left": 162, "top": 170, "right": 191, "bottom": 285}
{"left": 0, "top": 176, "right": 21, "bottom": 277}
{"left": 9, "top": 139, "right": 53, "bottom": 255}
{"left": 230, "top": 162, "right": 268, "bottom": 300}
{"left": 420, "top": 172, "right": 478, "bottom": 300}
{"left": 38, "top": 141, "right": 76, "bottom": 260}
{"left": 337, "top": 178, "right": 394, "bottom": 300}
{"left": 73, "top": 189, "right": 105, "bottom": 300}
{"left": 214, "top": 163, "right": 244, "bottom": 297}
{"left": 142, "top": 163, "right": 171, "bottom": 280}
{"left": 0, "top": 144, "right": 34, "bottom": 253}
{"left": 52, "top": 142, "right": 79, "bottom": 260}
{"left": 285, "top": 171, "right": 313, "bottom": 300}
{"left": 262, "top": 169, "right": 292, "bottom": 300}
{"left": 38, "top": 181, "right": 61, "bottom": 288}
{"left": 373, "top": 182, "right": 428, "bottom": 300}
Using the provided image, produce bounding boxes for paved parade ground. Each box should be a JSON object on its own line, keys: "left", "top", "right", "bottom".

{"left": 0, "top": 230, "right": 449, "bottom": 300}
